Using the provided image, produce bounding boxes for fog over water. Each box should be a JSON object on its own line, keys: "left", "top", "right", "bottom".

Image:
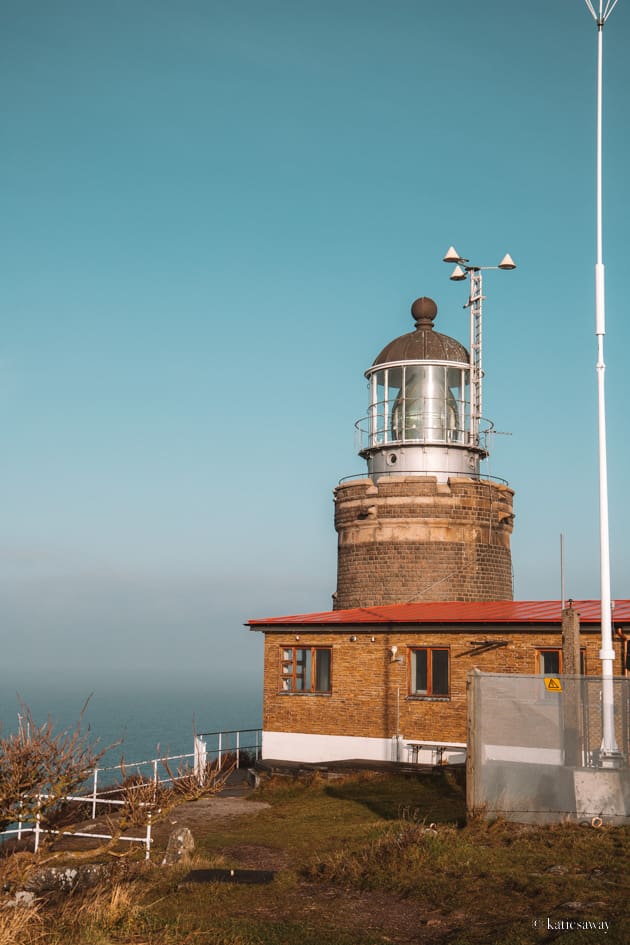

{"left": 0, "top": 670, "right": 263, "bottom": 769}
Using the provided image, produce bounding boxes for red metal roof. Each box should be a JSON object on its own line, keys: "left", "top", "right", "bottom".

{"left": 248, "top": 599, "right": 630, "bottom": 627}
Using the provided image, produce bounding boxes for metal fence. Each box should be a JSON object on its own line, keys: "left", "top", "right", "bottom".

{"left": 467, "top": 672, "right": 630, "bottom": 825}
{"left": 2, "top": 801, "right": 154, "bottom": 858}
{"left": 195, "top": 727, "right": 261, "bottom": 771}
{"left": 338, "top": 469, "right": 508, "bottom": 485}
{"left": 0, "top": 727, "right": 261, "bottom": 857}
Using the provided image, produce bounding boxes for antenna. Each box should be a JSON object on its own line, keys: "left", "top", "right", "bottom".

{"left": 442, "top": 248, "right": 516, "bottom": 449}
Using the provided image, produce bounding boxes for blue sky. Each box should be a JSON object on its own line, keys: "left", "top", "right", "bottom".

{"left": 1, "top": 0, "right": 629, "bottom": 691}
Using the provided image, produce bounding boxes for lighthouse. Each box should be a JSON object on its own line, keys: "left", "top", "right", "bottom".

{"left": 333, "top": 295, "right": 515, "bottom": 608}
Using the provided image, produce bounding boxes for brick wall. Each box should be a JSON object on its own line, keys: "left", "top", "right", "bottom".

{"left": 262, "top": 627, "right": 622, "bottom": 745}
{"left": 333, "top": 476, "right": 515, "bottom": 608}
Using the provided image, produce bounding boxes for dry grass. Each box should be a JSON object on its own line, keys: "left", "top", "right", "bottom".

{"left": 59, "top": 880, "right": 142, "bottom": 934}
{"left": 0, "top": 901, "right": 43, "bottom": 945}
{"left": 2, "top": 771, "right": 629, "bottom": 944}
{"left": 304, "top": 811, "right": 630, "bottom": 942}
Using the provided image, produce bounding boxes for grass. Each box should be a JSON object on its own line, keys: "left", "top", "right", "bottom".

{"left": 306, "top": 814, "right": 627, "bottom": 907}
{"left": 0, "top": 903, "right": 43, "bottom": 945}
{"left": 1, "top": 769, "right": 628, "bottom": 944}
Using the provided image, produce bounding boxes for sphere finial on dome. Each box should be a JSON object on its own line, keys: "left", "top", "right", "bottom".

{"left": 411, "top": 297, "right": 438, "bottom": 329}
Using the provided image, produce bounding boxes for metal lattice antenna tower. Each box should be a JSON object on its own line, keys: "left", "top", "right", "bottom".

{"left": 443, "top": 248, "right": 516, "bottom": 450}
{"left": 468, "top": 268, "right": 484, "bottom": 442}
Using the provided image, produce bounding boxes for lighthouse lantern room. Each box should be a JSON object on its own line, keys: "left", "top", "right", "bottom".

{"left": 357, "top": 296, "right": 485, "bottom": 482}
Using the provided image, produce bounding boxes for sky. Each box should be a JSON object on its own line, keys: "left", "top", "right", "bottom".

{"left": 1, "top": 0, "right": 629, "bottom": 696}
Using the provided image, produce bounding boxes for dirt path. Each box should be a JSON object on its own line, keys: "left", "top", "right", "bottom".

{"left": 149, "top": 795, "right": 270, "bottom": 846}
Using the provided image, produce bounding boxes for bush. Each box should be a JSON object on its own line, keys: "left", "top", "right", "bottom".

{"left": 0, "top": 700, "right": 109, "bottom": 834}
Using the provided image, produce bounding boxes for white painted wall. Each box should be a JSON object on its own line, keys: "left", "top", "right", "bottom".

{"left": 262, "top": 730, "right": 466, "bottom": 765}
{"left": 483, "top": 745, "right": 563, "bottom": 765}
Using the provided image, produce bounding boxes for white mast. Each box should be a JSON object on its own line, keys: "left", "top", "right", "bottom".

{"left": 584, "top": 0, "right": 621, "bottom": 763}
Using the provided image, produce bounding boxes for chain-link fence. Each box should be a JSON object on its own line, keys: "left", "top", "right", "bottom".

{"left": 467, "top": 672, "right": 630, "bottom": 824}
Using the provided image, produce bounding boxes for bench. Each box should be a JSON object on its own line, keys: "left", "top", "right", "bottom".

{"left": 404, "top": 742, "right": 449, "bottom": 765}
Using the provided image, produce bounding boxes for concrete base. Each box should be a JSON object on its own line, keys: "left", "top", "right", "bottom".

{"left": 573, "top": 768, "right": 630, "bottom": 825}
{"left": 473, "top": 761, "right": 630, "bottom": 825}
{"left": 477, "top": 761, "right": 576, "bottom": 824}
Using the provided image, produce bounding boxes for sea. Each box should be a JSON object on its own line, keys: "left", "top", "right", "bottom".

{"left": 0, "top": 674, "right": 263, "bottom": 776}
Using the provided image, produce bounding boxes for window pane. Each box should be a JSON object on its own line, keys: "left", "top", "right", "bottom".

{"left": 432, "top": 650, "right": 449, "bottom": 695}
{"left": 392, "top": 365, "right": 449, "bottom": 442}
{"left": 414, "top": 650, "right": 427, "bottom": 693}
{"left": 541, "top": 650, "right": 560, "bottom": 674}
{"left": 446, "top": 367, "right": 469, "bottom": 444}
{"left": 315, "top": 649, "right": 331, "bottom": 692}
{"left": 385, "top": 366, "right": 402, "bottom": 441}
{"left": 279, "top": 646, "right": 331, "bottom": 694}
{"left": 374, "top": 371, "right": 389, "bottom": 445}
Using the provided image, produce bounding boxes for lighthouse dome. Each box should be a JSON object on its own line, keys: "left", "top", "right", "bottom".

{"left": 373, "top": 297, "right": 468, "bottom": 365}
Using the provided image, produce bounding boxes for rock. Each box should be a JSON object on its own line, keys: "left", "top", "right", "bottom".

{"left": 3, "top": 890, "right": 37, "bottom": 908}
{"left": 162, "top": 826, "right": 195, "bottom": 866}
{"left": 25, "top": 864, "right": 113, "bottom": 894}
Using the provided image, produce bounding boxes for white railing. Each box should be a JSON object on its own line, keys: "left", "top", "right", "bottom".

{"left": 194, "top": 727, "right": 262, "bottom": 773}
{"left": 0, "top": 726, "right": 261, "bottom": 859}
{"left": 1, "top": 802, "right": 153, "bottom": 858}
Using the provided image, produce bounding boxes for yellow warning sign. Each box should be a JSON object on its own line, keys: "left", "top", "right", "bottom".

{"left": 544, "top": 677, "right": 563, "bottom": 692}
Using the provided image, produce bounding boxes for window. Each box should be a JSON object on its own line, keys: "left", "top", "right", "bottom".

{"left": 280, "top": 647, "right": 331, "bottom": 693}
{"left": 536, "top": 648, "right": 586, "bottom": 674}
{"left": 538, "top": 648, "right": 560, "bottom": 675}
{"left": 410, "top": 648, "right": 449, "bottom": 697}
{"left": 367, "top": 363, "right": 469, "bottom": 449}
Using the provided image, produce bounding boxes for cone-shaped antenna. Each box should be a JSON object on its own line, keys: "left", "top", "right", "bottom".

{"left": 498, "top": 253, "right": 516, "bottom": 270}
{"left": 449, "top": 265, "right": 467, "bottom": 281}
{"left": 443, "top": 246, "right": 462, "bottom": 264}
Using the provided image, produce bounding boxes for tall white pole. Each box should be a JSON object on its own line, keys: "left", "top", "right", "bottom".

{"left": 585, "top": 0, "right": 620, "bottom": 762}
{"left": 560, "top": 533, "right": 565, "bottom": 611}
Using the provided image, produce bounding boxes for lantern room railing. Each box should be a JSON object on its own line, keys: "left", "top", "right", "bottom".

{"left": 355, "top": 399, "right": 493, "bottom": 454}
{"left": 338, "top": 468, "right": 508, "bottom": 486}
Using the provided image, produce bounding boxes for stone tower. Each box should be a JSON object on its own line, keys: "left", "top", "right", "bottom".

{"left": 333, "top": 297, "right": 514, "bottom": 609}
